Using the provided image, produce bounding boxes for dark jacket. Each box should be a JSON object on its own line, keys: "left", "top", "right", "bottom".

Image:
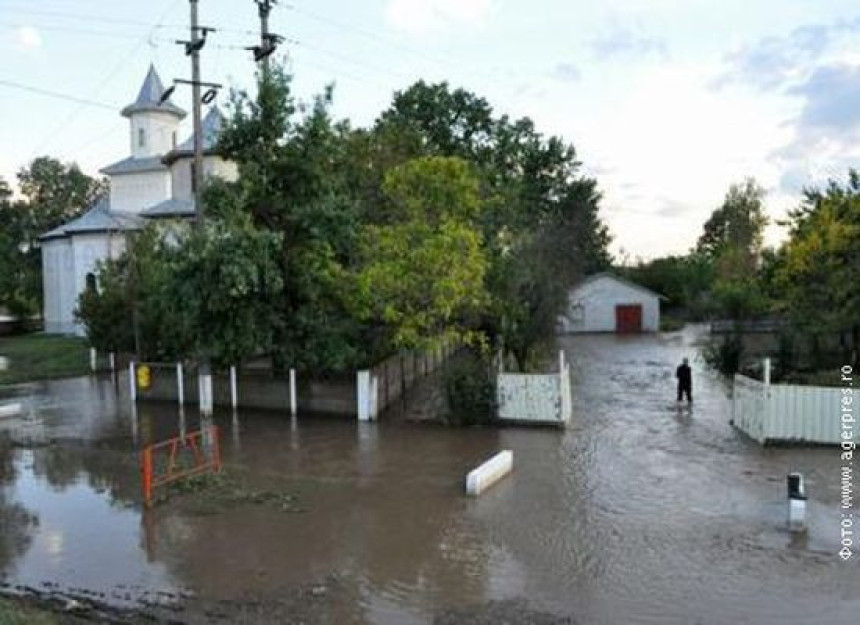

{"left": 676, "top": 364, "right": 692, "bottom": 388}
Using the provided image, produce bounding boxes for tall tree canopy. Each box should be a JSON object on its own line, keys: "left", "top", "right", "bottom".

{"left": 777, "top": 171, "right": 860, "bottom": 366}
{"left": 0, "top": 159, "right": 103, "bottom": 318}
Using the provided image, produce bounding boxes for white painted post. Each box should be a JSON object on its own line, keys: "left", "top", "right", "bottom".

{"left": 230, "top": 365, "right": 238, "bottom": 409}
{"left": 289, "top": 368, "right": 297, "bottom": 417}
{"left": 370, "top": 375, "right": 379, "bottom": 420}
{"left": 357, "top": 370, "right": 371, "bottom": 422}
{"left": 176, "top": 363, "right": 185, "bottom": 406}
{"left": 787, "top": 472, "right": 807, "bottom": 532}
{"left": 109, "top": 352, "right": 116, "bottom": 372}
{"left": 129, "top": 361, "right": 137, "bottom": 402}
{"left": 764, "top": 357, "right": 771, "bottom": 387}
{"left": 89, "top": 348, "right": 97, "bottom": 372}
{"left": 199, "top": 366, "right": 213, "bottom": 417}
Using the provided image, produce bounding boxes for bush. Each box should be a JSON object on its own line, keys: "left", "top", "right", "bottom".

{"left": 659, "top": 315, "right": 685, "bottom": 332}
{"left": 703, "top": 333, "right": 743, "bottom": 376}
{"left": 443, "top": 350, "right": 496, "bottom": 426}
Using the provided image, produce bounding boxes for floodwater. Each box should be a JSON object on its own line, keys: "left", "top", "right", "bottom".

{"left": 0, "top": 326, "right": 857, "bottom": 624}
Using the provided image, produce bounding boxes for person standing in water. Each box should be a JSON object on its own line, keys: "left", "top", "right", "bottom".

{"left": 676, "top": 357, "right": 692, "bottom": 404}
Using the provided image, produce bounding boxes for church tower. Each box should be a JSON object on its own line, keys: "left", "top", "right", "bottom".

{"left": 121, "top": 64, "right": 186, "bottom": 159}
{"left": 101, "top": 65, "right": 186, "bottom": 213}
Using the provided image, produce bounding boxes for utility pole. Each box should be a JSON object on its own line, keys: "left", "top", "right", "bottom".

{"left": 250, "top": 0, "right": 281, "bottom": 72}
{"left": 190, "top": 0, "right": 204, "bottom": 228}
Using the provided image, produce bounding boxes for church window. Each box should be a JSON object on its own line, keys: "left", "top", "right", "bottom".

{"left": 172, "top": 131, "right": 177, "bottom": 148}
{"left": 138, "top": 128, "right": 146, "bottom": 148}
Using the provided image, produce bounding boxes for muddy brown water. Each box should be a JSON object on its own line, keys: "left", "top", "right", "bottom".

{"left": 0, "top": 326, "right": 857, "bottom": 623}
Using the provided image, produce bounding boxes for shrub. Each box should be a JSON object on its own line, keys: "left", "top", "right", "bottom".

{"left": 443, "top": 350, "right": 496, "bottom": 426}
{"left": 703, "top": 333, "right": 743, "bottom": 376}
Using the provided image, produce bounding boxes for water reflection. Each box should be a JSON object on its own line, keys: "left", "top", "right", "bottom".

{"left": 0, "top": 328, "right": 857, "bottom": 624}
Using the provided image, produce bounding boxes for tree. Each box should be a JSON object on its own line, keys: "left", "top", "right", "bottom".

{"left": 377, "top": 82, "right": 611, "bottom": 368}
{"left": 352, "top": 157, "right": 488, "bottom": 350}
{"left": 0, "top": 159, "right": 104, "bottom": 318}
{"left": 76, "top": 217, "right": 284, "bottom": 367}
{"left": 777, "top": 171, "right": 860, "bottom": 367}
{"left": 214, "top": 66, "right": 364, "bottom": 371}
{"left": 697, "top": 179, "right": 770, "bottom": 320}
{"left": 697, "top": 178, "right": 768, "bottom": 265}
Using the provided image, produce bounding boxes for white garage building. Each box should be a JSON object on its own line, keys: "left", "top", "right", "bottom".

{"left": 559, "top": 272, "right": 663, "bottom": 334}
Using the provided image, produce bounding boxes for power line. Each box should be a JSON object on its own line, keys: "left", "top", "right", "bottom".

{"left": 27, "top": 0, "right": 183, "bottom": 160}
{"left": 0, "top": 79, "right": 118, "bottom": 111}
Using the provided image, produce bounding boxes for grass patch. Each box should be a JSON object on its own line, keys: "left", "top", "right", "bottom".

{"left": 0, "top": 596, "right": 64, "bottom": 625}
{"left": 152, "top": 472, "right": 302, "bottom": 515}
{"left": 0, "top": 333, "right": 89, "bottom": 386}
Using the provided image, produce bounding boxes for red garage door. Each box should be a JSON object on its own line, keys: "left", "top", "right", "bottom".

{"left": 615, "top": 304, "right": 642, "bottom": 333}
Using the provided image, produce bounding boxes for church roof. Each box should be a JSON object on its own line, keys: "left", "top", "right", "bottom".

{"left": 121, "top": 64, "right": 186, "bottom": 119}
{"left": 100, "top": 155, "right": 167, "bottom": 176}
{"left": 40, "top": 197, "right": 143, "bottom": 241}
{"left": 162, "top": 106, "right": 223, "bottom": 165}
{"left": 141, "top": 197, "right": 196, "bottom": 218}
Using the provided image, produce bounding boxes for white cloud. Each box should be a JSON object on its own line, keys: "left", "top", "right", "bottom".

{"left": 16, "top": 26, "right": 43, "bottom": 49}
{"left": 385, "top": 0, "right": 492, "bottom": 34}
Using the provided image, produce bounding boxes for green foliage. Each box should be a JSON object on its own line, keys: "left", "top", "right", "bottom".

{"left": 377, "top": 81, "right": 612, "bottom": 367}
{"left": 443, "top": 349, "right": 497, "bottom": 426}
{"left": 352, "top": 157, "right": 488, "bottom": 350}
{"left": 0, "top": 159, "right": 104, "bottom": 318}
{"left": 776, "top": 170, "right": 860, "bottom": 366}
{"left": 0, "top": 333, "right": 89, "bottom": 385}
{"left": 696, "top": 178, "right": 768, "bottom": 262}
{"left": 703, "top": 334, "right": 743, "bottom": 376}
{"left": 76, "top": 218, "right": 284, "bottom": 367}
{"left": 215, "top": 67, "right": 364, "bottom": 371}
{"left": 622, "top": 253, "right": 714, "bottom": 319}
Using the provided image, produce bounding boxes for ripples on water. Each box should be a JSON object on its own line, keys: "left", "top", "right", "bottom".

{"left": 0, "top": 327, "right": 858, "bottom": 623}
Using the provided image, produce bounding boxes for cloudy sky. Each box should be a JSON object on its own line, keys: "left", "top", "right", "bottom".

{"left": 1, "top": 0, "right": 858, "bottom": 258}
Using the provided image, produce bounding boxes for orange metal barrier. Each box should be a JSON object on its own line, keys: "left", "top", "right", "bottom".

{"left": 141, "top": 425, "right": 221, "bottom": 507}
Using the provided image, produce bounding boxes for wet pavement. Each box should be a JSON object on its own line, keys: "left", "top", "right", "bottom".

{"left": 0, "top": 325, "right": 857, "bottom": 623}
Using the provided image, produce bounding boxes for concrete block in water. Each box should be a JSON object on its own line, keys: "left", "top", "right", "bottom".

{"left": 466, "top": 450, "right": 513, "bottom": 496}
{"left": 0, "top": 403, "right": 23, "bottom": 418}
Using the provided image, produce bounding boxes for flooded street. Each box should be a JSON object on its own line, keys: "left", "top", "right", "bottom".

{"left": 1, "top": 326, "right": 857, "bottom": 623}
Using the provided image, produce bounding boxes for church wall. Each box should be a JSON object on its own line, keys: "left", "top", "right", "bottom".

{"left": 110, "top": 170, "right": 172, "bottom": 214}
{"left": 170, "top": 156, "right": 239, "bottom": 202}
{"left": 69, "top": 233, "right": 127, "bottom": 336}
{"left": 43, "top": 233, "right": 128, "bottom": 335}
{"left": 42, "top": 238, "right": 77, "bottom": 334}
{"left": 130, "top": 111, "right": 180, "bottom": 159}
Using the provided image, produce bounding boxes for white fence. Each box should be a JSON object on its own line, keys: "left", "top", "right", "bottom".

{"left": 496, "top": 351, "right": 572, "bottom": 426}
{"left": 732, "top": 370, "right": 853, "bottom": 445}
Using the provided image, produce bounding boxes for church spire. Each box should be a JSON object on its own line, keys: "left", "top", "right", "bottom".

{"left": 121, "top": 64, "right": 187, "bottom": 119}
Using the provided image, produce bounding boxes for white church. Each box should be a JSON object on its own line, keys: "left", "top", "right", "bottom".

{"left": 41, "top": 65, "right": 237, "bottom": 334}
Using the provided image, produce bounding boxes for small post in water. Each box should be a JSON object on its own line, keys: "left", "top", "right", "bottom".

{"left": 89, "top": 348, "right": 97, "bottom": 372}
{"left": 289, "top": 368, "right": 297, "bottom": 417}
{"left": 109, "top": 352, "right": 116, "bottom": 372}
{"left": 230, "top": 365, "right": 238, "bottom": 409}
{"left": 129, "top": 361, "right": 137, "bottom": 402}
{"left": 199, "top": 363, "right": 213, "bottom": 417}
{"left": 787, "top": 472, "right": 807, "bottom": 532}
{"left": 176, "top": 362, "right": 185, "bottom": 406}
